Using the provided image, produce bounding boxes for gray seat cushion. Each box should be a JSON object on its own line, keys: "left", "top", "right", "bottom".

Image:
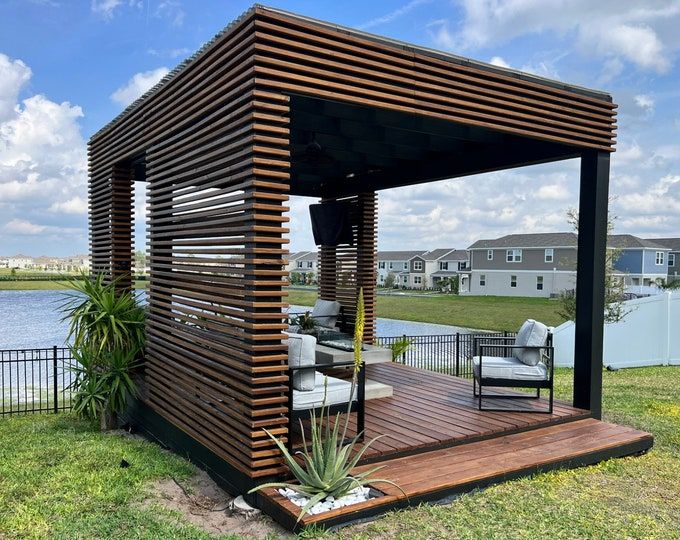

{"left": 473, "top": 355, "right": 548, "bottom": 381}
{"left": 513, "top": 319, "right": 549, "bottom": 366}
{"left": 285, "top": 332, "right": 316, "bottom": 391}
{"left": 312, "top": 299, "right": 342, "bottom": 328}
{"left": 292, "top": 372, "right": 357, "bottom": 410}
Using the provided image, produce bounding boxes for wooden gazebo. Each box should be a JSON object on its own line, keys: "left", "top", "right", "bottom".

{"left": 89, "top": 6, "right": 652, "bottom": 530}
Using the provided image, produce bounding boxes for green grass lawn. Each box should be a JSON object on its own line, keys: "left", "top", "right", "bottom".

{"left": 288, "top": 289, "right": 566, "bottom": 331}
{"left": 0, "top": 280, "right": 148, "bottom": 291}
{"left": 1, "top": 366, "right": 678, "bottom": 539}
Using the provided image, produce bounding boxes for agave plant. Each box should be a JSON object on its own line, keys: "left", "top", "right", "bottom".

{"left": 250, "top": 289, "right": 402, "bottom": 520}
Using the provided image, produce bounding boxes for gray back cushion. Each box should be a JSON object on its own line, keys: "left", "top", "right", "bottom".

{"left": 513, "top": 319, "right": 549, "bottom": 366}
{"left": 285, "top": 332, "right": 316, "bottom": 391}
{"left": 312, "top": 299, "right": 342, "bottom": 328}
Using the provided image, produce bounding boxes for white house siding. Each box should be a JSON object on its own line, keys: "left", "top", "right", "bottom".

{"left": 554, "top": 291, "right": 680, "bottom": 368}
{"left": 466, "top": 270, "right": 576, "bottom": 298}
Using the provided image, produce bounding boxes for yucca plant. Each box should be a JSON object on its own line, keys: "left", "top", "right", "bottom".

{"left": 60, "top": 273, "right": 145, "bottom": 355}
{"left": 61, "top": 273, "right": 145, "bottom": 429}
{"left": 249, "top": 289, "right": 402, "bottom": 520}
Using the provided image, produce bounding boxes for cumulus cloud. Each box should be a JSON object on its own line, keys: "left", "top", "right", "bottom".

{"left": 110, "top": 67, "right": 170, "bottom": 107}
{"left": 432, "top": 1, "right": 680, "bottom": 74}
{"left": 0, "top": 53, "right": 87, "bottom": 255}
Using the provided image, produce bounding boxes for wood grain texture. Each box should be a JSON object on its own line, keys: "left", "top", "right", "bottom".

{"left": 88, "top": 6, "right": 616, "bottom": 481}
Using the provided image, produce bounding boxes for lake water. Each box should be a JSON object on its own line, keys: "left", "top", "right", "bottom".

{"left": 0, "top": 290, "right": 470, "bottom": 350}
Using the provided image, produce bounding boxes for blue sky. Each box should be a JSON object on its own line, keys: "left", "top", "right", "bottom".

{"left": 1, "top": 0, "right": 680, "bottom": 256}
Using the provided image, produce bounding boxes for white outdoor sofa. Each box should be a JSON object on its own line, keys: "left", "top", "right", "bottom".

{"left": 284, "top": 331, "right": 365, "bottom": 451}
{"left": 472, "top": 319, "right": 554, "bottom": 413}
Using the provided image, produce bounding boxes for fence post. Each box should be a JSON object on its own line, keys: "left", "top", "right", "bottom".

{"left": 455, "top": 333, "right": 460, "bottom": 377}
{"left": 52, "top": 346, "right": 58, "bottom": 414}
{"left": 401, "top": 334, "right": 407, "bottom": 364}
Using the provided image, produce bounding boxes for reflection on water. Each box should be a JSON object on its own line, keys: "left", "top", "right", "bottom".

{"left": 0, "top": 291, "right": 470, "bottom": 350}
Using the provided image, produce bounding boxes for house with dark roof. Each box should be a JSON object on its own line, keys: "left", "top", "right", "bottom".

{"left": 463, "top": 232, "right": 670, "bottom": 297}
{"left": 645, "top": 237, "right": 680, "bottom": 282}
{"left": 376, "top": 250, "right": 425, "bottom": 286}
{"left": 609, "top": 235, "right": 670, "bottom": 288}
{"left": 376, "top": 249, "right": 470, "bottom": 288}
{"left": 287, "top": 251, "right": 318, "bottom": 284}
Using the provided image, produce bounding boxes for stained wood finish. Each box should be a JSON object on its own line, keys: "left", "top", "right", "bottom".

{"left": 318, "top": 192, "right": 377, "bottom": 341}
{"left": 264, "top": 417, "right": 653, "bottom": 530}
{"left": 294, "top": 363, "right": 589, "bottom": 461}
{"left": 88, "top": 5, "right": 617, "bottom": 481}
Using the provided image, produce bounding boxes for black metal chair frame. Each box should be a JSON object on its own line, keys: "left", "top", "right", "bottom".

{"left": 472, "top": 335, "right": 554, "bottom": 413}
{"left": 287, "top": 360, "right": 365, "bottom": 452}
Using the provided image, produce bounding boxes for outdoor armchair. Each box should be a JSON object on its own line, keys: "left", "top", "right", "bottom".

{"left": 284, "top": 331, "right": 365, "bottom": 452}
{"left": 472, "top": 319, "right": 554, "bottom": 413}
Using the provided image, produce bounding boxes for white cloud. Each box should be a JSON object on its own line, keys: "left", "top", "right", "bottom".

{"left": 110, "top": 67, "right": 170, "bottom": 107}
{"left": 155, "top": 1, "right": 185, "bottom": 27}
{"left": 489, "top": 56, "right": 511, "bottom": 68}
{"left": 90, "top": 0, "right": 122, "bottom": 18}
{"left": 433, "top": 1, "right": 680, "bottom": 74}
{"left": 358, "top": 0, "right": 433, "bottom": 30}
{"left": 0, "top": 54, "right": 31, "bottom": 122}
{"left": 49, "top": 196, "right": 88, "bottom": 214}
{"left": 634, "top": 94, "right": 655, "bottom": 115}
{"left": 147, "top": 47, "right": 191, "bottom": 59}
{"left": 0, "top": 53, "right": 88, "bottom": 254}
{"left": 535, "top": 183, "right": 570, "bottom": 201}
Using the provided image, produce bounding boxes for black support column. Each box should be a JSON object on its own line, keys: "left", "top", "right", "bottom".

{"left": 573, "top": 150, "right": 610, "bottom": 418}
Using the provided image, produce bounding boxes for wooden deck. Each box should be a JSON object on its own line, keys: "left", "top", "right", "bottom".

{"left": 294, "top": 362, "right": 590, "bottom": 462}
{"left": 261, "top": 363, "right": 653, "bottom": 531}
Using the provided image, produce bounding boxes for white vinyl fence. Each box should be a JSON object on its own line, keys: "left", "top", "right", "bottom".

{"left": 554, "top": 291, "right": 680, "bottom": 369}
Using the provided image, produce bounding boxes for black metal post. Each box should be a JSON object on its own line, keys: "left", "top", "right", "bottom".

{"left": 52, "top": 346, "right": 58, "bottom": 414}
{"left": 455, "top": 333, "right": 460, "bottom": 377}
{"left": 573, "top": 150, "right": 610, "bottom": 418}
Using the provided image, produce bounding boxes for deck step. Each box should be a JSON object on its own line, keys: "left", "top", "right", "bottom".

{"left": 259, "top": 418, "right": 653, "bottom": 531}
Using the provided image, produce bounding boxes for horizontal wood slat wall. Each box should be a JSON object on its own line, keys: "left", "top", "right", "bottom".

{"left": 89, "top": 6, "right": 616, "bottom": 483}
{"left": 251, "top": 8, "right": 616, "bottom": 153}
{"left": 318, "top": 193, "right": 377, "bottom": 342}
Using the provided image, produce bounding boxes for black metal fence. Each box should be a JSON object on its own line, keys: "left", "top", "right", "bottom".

{"left": 378, "top": 332, "right": 516, "bottom": 378}
{"left": 1, "top": 347, "right": 73, "bottom": 416}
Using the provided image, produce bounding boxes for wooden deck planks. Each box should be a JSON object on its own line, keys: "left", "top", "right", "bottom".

{"left": 293, "top": 363, "right": 590, "bottom": 462}
{"left": 266, "top": 418, "right": 653, "bottom": 529}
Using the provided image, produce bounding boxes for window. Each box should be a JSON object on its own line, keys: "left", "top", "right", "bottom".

{"left": 403, "top": 262, "right": 408, "bottom": 270}
{"left": 655, "top": 251, "right": 665, "bottom": 265}
{"left": 379, "top": 261, "right": 385, "bottom": 269}
{"left": 545, "top": 248, "right": 554, "bottom": 263}
{"left": 670, "top": 253, "right": 676, "bottom": 267}
{"left": 439, "top": 261, "right": 448, "bottom": 270}
{"left": 479, "top": 274, "right": 486, "bottom": 287}
{"left": 296, "top": 261, "right": 303, "bottom": 268}
{"left": 379, "top": 274, "right": 384, "bottom": 282}
{"left": 510, "top": 275, "right": 517, "bottom": 288}
{"left": 413, "top": 260, "right": 423, "bottom": 270}
{"left": 402, "top": 275, "right": 408, "bottom": 284}
{"left": 536, "top": 276, "right": 544, "bottom": 291}
{"left": 389, "top": 262, "right": 393, "bottom": 270}
{"left": 506, "top": 249, "right": 522, "bottom": 263}
{"left": 414, "top": 276, "right": 422, "bottom": 285}
{"left": 306, "top": 261, "right": 313, "bottom": 268}
{"left": 487, "top": 250, "right": 493, "bottom": 261}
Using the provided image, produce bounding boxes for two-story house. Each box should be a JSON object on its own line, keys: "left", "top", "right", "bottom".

{"left": 376, "top": 250, "right": 426, "bottom": 287}
{"left": 646, "top": 237, "right": 680, "bottom": 283}
{"left": 609, "top": 235, "right": 670, "bottom": 288}
{"left": 288, "top": 251, "right": 318, "bottom": 284}
{"left": 463, "top": 233, "right": 579, "bottom": 297}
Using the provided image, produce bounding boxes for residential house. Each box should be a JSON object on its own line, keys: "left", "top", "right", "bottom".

{"left": 427, "top": 249, "right": 470, "bottom": 289}
{"left": 5, "top": 255, "right": 34, "bottom": 269}
{"left": 609, "top": 235, "right": 670, "bottom": 289}
{"left": 463, "top": 233, "right": 579, "bottom": 298}
{"left": 376, "top": 250, "right": 425, "bottom": 287}
{"left": 463, "top": 232, "right": 671, "bottom": 298}
{"left": 288, "top": 251, "right": 318, "bottom": 284}
{"left": 645, "top": 237, "right": 680, "bottom": 283}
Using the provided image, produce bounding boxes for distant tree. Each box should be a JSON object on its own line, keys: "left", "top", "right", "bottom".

{"left": 558, "top": 206, "right": 628, "bottom": 324}
{"left": 383, "top": 272, "right": 396, "bottom": 289}
{"left": 134, "top": 250, "right": 147, "bottom": 274}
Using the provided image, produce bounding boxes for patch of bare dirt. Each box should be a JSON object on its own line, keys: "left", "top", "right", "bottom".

{"left": 141, "top": 469, "right": 291, "bottom": 539}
